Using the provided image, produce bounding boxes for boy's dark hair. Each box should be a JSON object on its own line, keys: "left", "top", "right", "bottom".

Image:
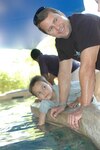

{"left": 29, "top": 75, "right": 49, "bottom": 95}
{"left": 33, "top": 7, "right": 64, "bottom": 34}
{"left": 31, "top": 48, "right": 42, "bottom": 60}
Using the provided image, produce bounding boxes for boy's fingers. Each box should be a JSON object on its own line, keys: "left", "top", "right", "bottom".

{"left": 50, "top": 108, "right": 58, "bottom": 118}
{"left": 50, "top": 106, "right": 65, "bottom": 118}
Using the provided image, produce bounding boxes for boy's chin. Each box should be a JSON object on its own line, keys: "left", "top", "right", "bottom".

{"left": 35, "top": 99, "right": 41, "bottom": 103}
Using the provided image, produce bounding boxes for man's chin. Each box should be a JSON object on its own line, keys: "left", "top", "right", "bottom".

{"left": 65, "top": 32, "right": 71, "bottom": 39}
{"left": 58, "top": 33, "right": 71, "bottom": 39}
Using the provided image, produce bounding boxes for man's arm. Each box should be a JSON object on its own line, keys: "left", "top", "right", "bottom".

{"left": 67, "top": 46, "right": 100, "bottom": 129}
{"left": 50, "top": 59, "right": 72, "bottom": 118}
{"left": 79, "top": 45, "right": 100, "bottom": 106}
{"left": 58, "top": 59, "right": 72, "bottom": 104}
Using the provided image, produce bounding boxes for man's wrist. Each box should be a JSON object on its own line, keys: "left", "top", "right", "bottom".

{"left": 78, "top": 96, "right": 93, "bottom": 107}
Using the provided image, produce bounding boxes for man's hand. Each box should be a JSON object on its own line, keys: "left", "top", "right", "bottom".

{"left": 67, "top": 107, "right": 82, "bottom": 129}
{"left": 50, "top": 106, "right": 65, "bottom": 119}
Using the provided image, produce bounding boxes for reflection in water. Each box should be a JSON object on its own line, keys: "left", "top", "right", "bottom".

{"left": 0, "top": 97, "right": 98, "bottom": 150}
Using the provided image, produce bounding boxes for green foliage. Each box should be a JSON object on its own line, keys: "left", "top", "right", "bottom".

{"left": 0, "top": 72, "right": 27, "bottom": 94}
{"left": 0, "top": 49, "right": 40, "bottom": 94}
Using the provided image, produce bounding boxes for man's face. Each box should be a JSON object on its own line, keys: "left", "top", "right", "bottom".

{"left": 39, "top": 12, "right": 72, "bottom": 39}
{"left": 32, "top": 81, "right": 53, "bottom": 100}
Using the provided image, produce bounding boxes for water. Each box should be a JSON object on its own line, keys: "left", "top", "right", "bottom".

{"left": 0, "top": 97, "right": 98, "bottom": 150}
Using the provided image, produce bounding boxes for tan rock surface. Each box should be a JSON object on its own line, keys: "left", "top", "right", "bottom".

{"left": 31, "top": 103, "right": 100, "bottom": 149}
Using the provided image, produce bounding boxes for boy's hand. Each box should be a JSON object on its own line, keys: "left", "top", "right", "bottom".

{"left": 50, "top": 106, "right": 65, "bottom": 119}
{"left": 67, "top": 98, "right": 80, "bottom": 108}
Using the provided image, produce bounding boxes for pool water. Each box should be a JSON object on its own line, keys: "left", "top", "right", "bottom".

{"left": 0, "top": 97, "right": 98, "bottom": 150}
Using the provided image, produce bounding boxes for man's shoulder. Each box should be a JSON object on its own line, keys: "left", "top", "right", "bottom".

{"left": 69, "top": 13, "right": 100, "bottom": 22}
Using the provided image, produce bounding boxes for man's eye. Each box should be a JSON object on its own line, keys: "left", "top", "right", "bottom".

{"left": 54, "top": 18, "right": 57, "bottom": 23}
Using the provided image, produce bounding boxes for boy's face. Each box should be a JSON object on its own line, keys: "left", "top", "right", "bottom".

{"left": 32, "top": 81, "right": 53, "bottom": 100}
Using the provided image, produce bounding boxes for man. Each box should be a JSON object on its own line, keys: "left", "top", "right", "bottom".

{"left": 33, "top": 7, "right": 100, "bottom": 129}
{"left": 31, "top": 48, "right": 80, "bottom": 85}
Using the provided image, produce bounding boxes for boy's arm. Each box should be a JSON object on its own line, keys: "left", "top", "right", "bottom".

{"left": 38, "top": 100, "right": 52, "bottom": 125}
{"left": 38, "top": 112, "right": 46, "bottom": 126}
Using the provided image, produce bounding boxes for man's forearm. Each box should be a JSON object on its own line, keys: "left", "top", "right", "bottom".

{"left": 58, "top": 71, "right": 71, "bottom": 104}
{"left": 58, "top": 59, "right": 72, "bottom": 106}
{"left": 79, "top": 66, "right": 95, "bottom": 106}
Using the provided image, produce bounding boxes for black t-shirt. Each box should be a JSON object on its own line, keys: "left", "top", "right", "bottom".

{"left": 56, "top": 13, "right": 100, "bottom": 70}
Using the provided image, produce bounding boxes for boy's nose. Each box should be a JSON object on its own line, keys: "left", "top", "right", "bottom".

{"left": 42, "top": 92, "right": 46, "bottom": 98}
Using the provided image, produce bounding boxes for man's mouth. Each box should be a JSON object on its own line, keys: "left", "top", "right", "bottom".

{"left": 58, "top": 25, "right": 64, "bottom": 33}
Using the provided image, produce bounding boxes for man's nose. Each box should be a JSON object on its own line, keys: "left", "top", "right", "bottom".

{"left": 54, "top": 25, "right": 59, "bottom": 31}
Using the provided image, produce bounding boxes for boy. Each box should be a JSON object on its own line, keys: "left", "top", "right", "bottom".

{"left": 29, "top": 75, "right": 82, "bottom": 126}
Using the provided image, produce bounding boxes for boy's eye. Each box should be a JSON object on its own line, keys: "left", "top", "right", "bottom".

{"left": 43, "top": 85, "right": 46, "bottom": 89}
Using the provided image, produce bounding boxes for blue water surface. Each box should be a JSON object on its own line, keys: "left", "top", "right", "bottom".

{"left": 0, "top": 97, "right": 98, "bottom": 150}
